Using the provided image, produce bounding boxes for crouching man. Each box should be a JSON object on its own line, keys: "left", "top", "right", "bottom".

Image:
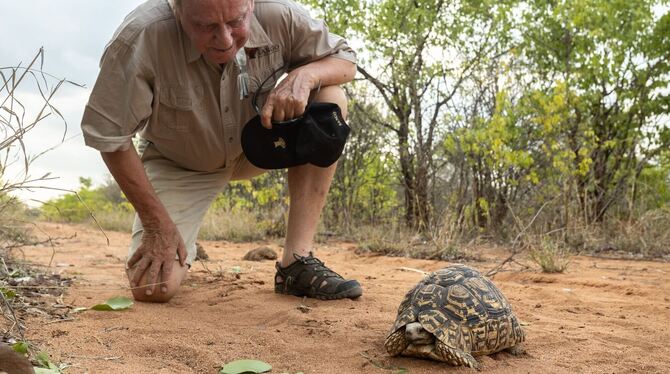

{"left": 81, "top": 0, "right": 362, "bottom": 302}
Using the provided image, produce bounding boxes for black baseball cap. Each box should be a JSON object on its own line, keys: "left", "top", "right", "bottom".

{"left": 241, "top": 102, "right": 350, "bottom": 169}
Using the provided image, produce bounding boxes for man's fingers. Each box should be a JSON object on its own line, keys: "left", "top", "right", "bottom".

{"left": 127, "top": 249, "right": 144, "bottom": 268}
{"left": 177, "top": 242, "right": 187, "bottom": 267}
{"left": 159, "top": 266, "right": 168, "bottom": 294}
{"left": 293, "top": 100, "right": 306, "bottom": 118}
{"left": 159, "top": 259, "right": 173, "bottom": 294}
{"left": 260, "top": 101, "right": 274, "bottom": 129}
{"left": 130, "top": 258, "right": 150, "bottom": 288}
{"left": 144, "top": 261, "right": 162, "bottom": 296}
{"left": 274, "top": 107, "right": 287, "bottom": 123}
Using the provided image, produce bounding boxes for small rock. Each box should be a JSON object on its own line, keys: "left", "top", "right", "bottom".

{"left": 243, "top": 246, "right": 278, "bottom": 261}
{"left": 619, "top": 315, "right": 626, "bottom": 319}
{"left": 534, "top": 303, "right": 542, "bottom": 308}
{"left": 297, "top": 304, "right": 312, "bottom": 313}
{"left": 195, "top": 242, "right": 209, "bottom": 261}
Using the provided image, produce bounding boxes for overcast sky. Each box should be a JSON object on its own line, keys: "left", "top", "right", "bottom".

{"left": 1, "top": 1, "right": 146, "bottom": 205}
{"left": 2, "top": 2, "right": 667, "bottom": 207}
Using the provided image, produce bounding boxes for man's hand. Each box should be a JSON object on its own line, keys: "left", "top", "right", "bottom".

{"left": 126, "top": 220, "right": 187, "bottom": 296}
{"left": 260, "top": 67, "right": 318, "bottom": 129}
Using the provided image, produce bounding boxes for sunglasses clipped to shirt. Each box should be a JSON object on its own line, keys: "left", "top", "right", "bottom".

{"left": 240, "top": 63, "right": 351, "bottom": 170}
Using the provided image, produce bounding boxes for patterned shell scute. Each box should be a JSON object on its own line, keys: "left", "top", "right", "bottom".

{"left": 391, "top": 264, "right": 524, "bottom": 356}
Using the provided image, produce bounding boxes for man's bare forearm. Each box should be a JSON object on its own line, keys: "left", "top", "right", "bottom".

{"left": 293, "top": 56, "right": 356, "bottom": 88}
{"left": 100, "top": 147, "right": 171, "bottom": 228}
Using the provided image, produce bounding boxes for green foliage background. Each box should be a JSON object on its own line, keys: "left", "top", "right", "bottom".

{"left": 38, "top": 0, "right": 670, "bottom": 257}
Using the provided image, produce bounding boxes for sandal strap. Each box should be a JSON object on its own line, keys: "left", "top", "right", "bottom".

{"left": 275, "top": 253, "right": 353, "bottom": 296}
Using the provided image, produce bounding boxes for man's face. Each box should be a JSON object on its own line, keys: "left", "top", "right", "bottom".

{"left": 178, "top": 0, "right": 254, "bottom": 64}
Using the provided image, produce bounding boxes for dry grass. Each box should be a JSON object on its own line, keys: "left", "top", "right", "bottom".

{"left": 198, "top": 207, "right": 265, "bottom": 242}
{"left": 93, "top": 209, "right": 135, "bottom": 233}
{"left": 580, "top": 208, "right": 670, "bottom": 258}
{"left": 529, "top": 239, "right": 571, "bottom": 273}
{"left": 353, "top": 223, "right": 476, "bottom": 261}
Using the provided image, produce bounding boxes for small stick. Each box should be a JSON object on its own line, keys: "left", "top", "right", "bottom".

{"left": 43, "top": 317, "right": 75, "bottom": 325}
{"left": 394, "top": 267, "right": 427, "bottom": 275}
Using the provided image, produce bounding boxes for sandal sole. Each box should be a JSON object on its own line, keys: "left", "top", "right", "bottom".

{"left": 276, "top": 285, "right": 363, "bottom": 300}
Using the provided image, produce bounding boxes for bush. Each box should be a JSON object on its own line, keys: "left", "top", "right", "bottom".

{"left": 529, "top": 239, "right": 571, "bottom": 273}
{"left": 40, "top": 177, "right": 135, "bottom": 232}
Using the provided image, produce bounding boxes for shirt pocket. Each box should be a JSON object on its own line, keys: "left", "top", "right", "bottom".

{"left": 246, "top": 51, "right": 285, "bottom": 110}
{"left": 157, "top": 84, "right": 204, "bottom": 133}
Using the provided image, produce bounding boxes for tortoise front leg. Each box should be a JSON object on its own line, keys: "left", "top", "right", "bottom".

{"left": 435, "top": 340, "right": 479, "bottom": 369}
{"left": 385, "top": 328, "right": 410, "bottom": 356}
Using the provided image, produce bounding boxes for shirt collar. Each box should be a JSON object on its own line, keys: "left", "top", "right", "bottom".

{"left": 181, "top": 12, "right": 273, "bottom": 64}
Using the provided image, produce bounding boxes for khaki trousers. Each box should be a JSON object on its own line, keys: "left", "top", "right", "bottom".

{"left": 129, "top": 141, "right": 266, "bottom": 264}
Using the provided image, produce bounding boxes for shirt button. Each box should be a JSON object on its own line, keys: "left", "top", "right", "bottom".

{"left": 224, "top": 106, "right": 229, "bottom": 113}
{"left": 229, "top": 137, "right": 234, "bottom": 142}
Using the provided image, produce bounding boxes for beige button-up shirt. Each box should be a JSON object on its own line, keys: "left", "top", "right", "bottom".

{"left": 81, "top": 0, "right": 356, "bottom": 172}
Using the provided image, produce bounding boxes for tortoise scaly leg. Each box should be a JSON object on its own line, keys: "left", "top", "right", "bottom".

{"left": 385, "top": 328, "right": 410, "bottom": 356}
{"left": 505, "top": 344, "right": 526, "bottom": 356}
{"left": 435, "top": 340, "right": 479, "bottom": 369}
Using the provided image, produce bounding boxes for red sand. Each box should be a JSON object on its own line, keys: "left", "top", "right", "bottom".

{"left": 19, "top": 223, "right": 670, "bottom": 373}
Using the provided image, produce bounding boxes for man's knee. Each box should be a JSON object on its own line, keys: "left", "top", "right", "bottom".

{"left": 314, "top": 85, "right": 348, "bottom": 119}
{"left": 126, "top": 261, "right": 188, "bottom": 303}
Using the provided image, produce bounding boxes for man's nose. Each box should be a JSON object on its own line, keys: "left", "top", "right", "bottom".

{"left": 214, "top": 25, "right": 233, "bottom": 47}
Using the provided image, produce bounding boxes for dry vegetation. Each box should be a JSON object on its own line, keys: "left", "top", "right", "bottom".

{"left": 1, "top": 49, "right": 82, "bottom": 370}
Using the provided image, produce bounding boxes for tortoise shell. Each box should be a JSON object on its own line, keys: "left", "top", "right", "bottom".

{"left": 386, "top": 264, "right": 525, "bottom": 363}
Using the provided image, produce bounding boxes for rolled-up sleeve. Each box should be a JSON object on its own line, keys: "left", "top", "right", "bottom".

{"left": 284, "top": 4, "right": 357, "bottom": 66}
{"left": 81, "top": 36, "right": 154, "bottom": 152}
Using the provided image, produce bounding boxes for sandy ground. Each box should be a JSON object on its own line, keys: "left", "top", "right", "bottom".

{"left": 15, "top": 222, "right": 670, "bottom": 374}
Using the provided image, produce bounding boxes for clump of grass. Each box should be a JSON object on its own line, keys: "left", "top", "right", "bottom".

{"left": 578, "top": 208, "right": 670, "bottom": 258}
{"left": 199, "top": 207, "right": 264, "bottom": 242}
{"left": 94, "top": 208, "right": 135, "bottom": 232}
{"left": 354, "top": 223, "right": 415, "bottom": 255}
{"left": 529, "top": 239, "right": 570, "bottom": 273}
{"left": 353, "top": 223, "right": 475, "bottom": 261}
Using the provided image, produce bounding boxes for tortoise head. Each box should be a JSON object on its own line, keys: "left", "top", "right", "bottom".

{"left": 405, "top": 322, "right": 435, "bottom": 346}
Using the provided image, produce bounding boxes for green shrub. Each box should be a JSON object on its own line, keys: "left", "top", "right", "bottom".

{"left": 529, "top": 239, "right": 570, "bottom": 273}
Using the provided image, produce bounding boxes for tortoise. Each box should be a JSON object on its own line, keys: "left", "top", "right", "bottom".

{"left": 384, "top": 264, "right": 525, "bottom": 368}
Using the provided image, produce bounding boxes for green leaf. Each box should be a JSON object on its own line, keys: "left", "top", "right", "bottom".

{"left": 1, "top": 287, "right": 16, "bottom": 299}
{"left": 219, "top": 359, "right": 272, "bottom": 374}
{"left": 34, "top": 368, "right": 60, "bottom": 374}
{"left": 35, "top": 352, "right": 62, "bottom": 372}
{"left": 230, "top": 266, "right": 242, "bottom": 274}
{"left": 12, "top": 341, "right": 29, "bottom": 354}
{"left": 36, "top": 352, "right": 52, "bottom": 367}
{"left": 91, "top": 296, "right": 133, "bottom": 311}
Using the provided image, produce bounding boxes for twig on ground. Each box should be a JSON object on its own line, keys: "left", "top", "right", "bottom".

{"left": 0, "top": 286, "right": 25, "bottom": 342}
{"left": 487, "top": 201, "right": 552, "bottom": 278}
{"left": 43, "top": 317, "right": 75, "bottom": 325}
{"left": 5, "top": 232, "right": 77, "bottom": 268}
{"left": 394, "top": 267, "right": 427, "bottom": 275}
{"left": 63, "top": 354, "right": 121, "bottom": 361}
{"left": 359, "top": 351, "right": 407, "bottom": 373}
{"left": 487, "top": 253, "right": 517, "bottom": 277}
